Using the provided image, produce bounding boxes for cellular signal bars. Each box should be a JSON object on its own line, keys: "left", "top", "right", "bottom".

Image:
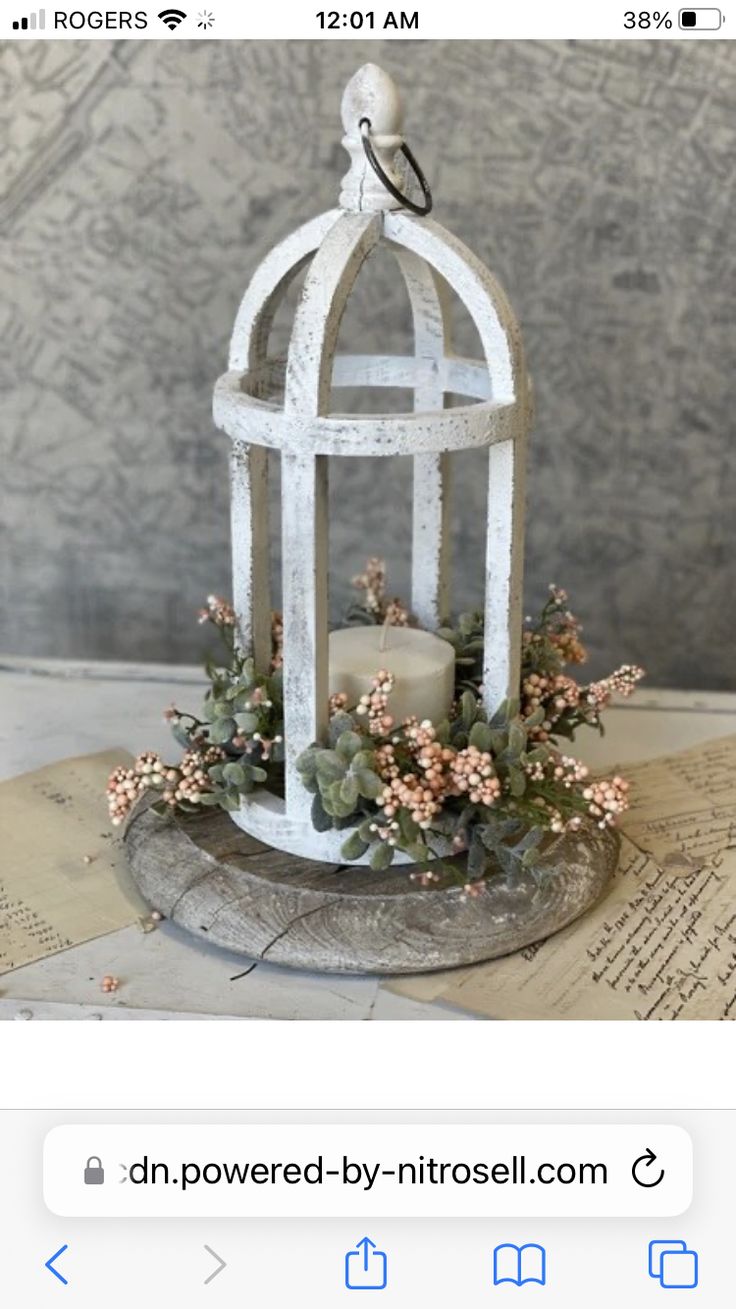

{"left": 13, "top": 8, "right": 45, "bottom": 27}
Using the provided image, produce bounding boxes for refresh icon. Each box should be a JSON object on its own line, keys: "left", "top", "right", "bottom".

{"left": 632, "top": 1148, "right": 666, "bottom": 1188}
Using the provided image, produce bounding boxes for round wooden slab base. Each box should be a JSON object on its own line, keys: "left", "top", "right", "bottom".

{"left": 125, "top": 807, "right": 620, "bottom": 975}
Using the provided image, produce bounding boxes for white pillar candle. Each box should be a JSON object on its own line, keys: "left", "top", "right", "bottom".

{"left": 328, "top": 625, "right": 455, "bottom": 727}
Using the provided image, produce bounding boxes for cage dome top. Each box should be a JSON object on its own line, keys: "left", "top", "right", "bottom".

{"left": 214, "top": 63, "right": 528, "bottom": 455}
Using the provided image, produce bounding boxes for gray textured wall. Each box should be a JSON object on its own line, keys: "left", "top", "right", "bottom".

{"left": 2, "top": 39, "right": 735, "bottom": 687}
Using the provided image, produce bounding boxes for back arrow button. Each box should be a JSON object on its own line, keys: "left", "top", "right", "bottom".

{"left": 45, "top": 1244, "right": 69, "bottom": 1285}
{"left": 203, "top": 1244, "right": 227, "bottom": 1285}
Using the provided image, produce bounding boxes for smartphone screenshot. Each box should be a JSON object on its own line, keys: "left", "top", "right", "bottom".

{"left": 1, "top": 3, "right": 734, "bottom": 1303}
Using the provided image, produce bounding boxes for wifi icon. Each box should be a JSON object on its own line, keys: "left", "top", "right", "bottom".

{"left": 158, "top": 7, "right": 186, "bottom": 27}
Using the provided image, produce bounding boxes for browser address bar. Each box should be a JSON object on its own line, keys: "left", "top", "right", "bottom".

{"left": 43, "top": 1124, "right": 692, "bottom": 1218}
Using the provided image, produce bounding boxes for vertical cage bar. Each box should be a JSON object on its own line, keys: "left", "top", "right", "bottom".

{"left": 280, "top": 212, "right": 380, "bottom": 822}
{"left": 230, "top": 440, "right": 271, "bottom": 672}
{"left": 482, "top": 434, "right": 526, "bottom": 717}
{"left": 395, "top": 251, "right": 452, "bottom": 630}
{"left": 281, "top": 451, "right": 329, "bottom": 817}
{"left": 412, "top": 452, "right": 452, "bottom": 629}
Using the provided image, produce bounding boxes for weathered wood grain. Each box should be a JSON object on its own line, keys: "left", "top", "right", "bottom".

{"left": 281, "top": 451, "right": 329, "bottom": 817}
{"left": 242, "top": 353, "right": 492, "bottom": 401}
{"left": 126, "top": 806, "right": 620, "bottom": 976}
{"left": 230, "top": 440, "right": 270, "bottom": 671}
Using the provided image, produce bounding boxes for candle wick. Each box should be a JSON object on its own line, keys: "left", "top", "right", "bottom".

{"left": 379, "top": 612, "right": 392, "bottom": 653}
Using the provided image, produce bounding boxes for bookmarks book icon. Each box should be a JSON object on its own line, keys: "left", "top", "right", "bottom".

{"left": 493, "top": 1243, "right": 547, "bottom": 1286}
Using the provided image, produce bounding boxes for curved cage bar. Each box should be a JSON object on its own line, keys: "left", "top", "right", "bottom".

{"left": 212, "top": 64, "right": 531, "bottom": 864}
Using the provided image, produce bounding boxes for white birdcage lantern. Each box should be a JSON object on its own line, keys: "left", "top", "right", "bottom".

{"left": 213, "top": 64, "right": 531, "bottom": 866}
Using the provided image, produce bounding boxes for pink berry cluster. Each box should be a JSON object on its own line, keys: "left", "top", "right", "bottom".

{"left": 377, "top": 721, "right": 453, "bottom": 832}
{"left": 380, "top": 772, "right": 444, "bottom": 830}
{"left": 230, "top": 686, "right": 282, "bottom": 760}
{"left": 519, "top": 585, "right": 645, "bottom": 748}
{"left": 522, "top": 664, "right": 645, "bottom": 741}
{"left": 383, "top": 598, "right": 411, "bottom": 627}
{"left": 582, "top": 775, "right": 631, "bottom": 829}
{"left": 545, "top": 585, "right": 588, "bottom": 664}
{"left": 351, "top": 556, "right": 411, "bottom": 627}
{"left": 197, "top": 594, "right": 236, "bottom": 627}
{"left": 374, "top": 742, "right": 400, "bottom": 780}
{"left": 373, "top": 719, "right": 503, "bottom": 840}
{"left": 525, "top": 754, "right": 630, "bottom": 834}
{"left": 106, "top": 746, "right": 225, "bottom": 826}
{"left": 449, "top": 745, "right": 502, "bottom": 806}
{"left": 352, "top": 556, "right": 386, "bottom": 615}
{"left": 522, "top": 671, "right": 581, "bottom": 739}
{"left": 329, "top": 691, "right": 349, "bottom": 715}
{"left": 586, "top": 664, "right": 645, "bottom": 708}
{"left": 522, "top": 585, "right": 587, "bottom": 667}
{"left": 355, "top": 669, "right": 396, "bottom": 735}
{"left": 458, "top": 880, "right": 486, "bottom": 901}
{"left": 409, "top": 868, "right": 443, "bottom": 886}
{"left": 405, "top": 719, "right": 455, "bottom": 788}
{"left": 526, "top": 753, "right": 589, "bottom": 788}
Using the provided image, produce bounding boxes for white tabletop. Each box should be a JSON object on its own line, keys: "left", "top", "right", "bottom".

{"left": 2, "top": 656, "right": 735, "bottom": 1021}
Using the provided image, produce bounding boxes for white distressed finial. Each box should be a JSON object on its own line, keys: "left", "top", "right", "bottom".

{"left": 339, "top": 64, "right": 405, "bottom": 212}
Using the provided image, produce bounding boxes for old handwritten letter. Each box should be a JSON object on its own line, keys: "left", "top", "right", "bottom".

{"left": 0, "top": 750, "right": 148, "bottom": 975}
{"left": 388, "top": 734, "right": 736, "bottom": 1020}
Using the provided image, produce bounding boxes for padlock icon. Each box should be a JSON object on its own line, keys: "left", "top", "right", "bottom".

{"left": 84, "top": 1155, "right": 105, "bottom": 1185}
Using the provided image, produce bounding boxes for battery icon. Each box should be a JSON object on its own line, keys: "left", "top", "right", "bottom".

{"left": 679, "top": 7, "right": 723, "bottom": 26}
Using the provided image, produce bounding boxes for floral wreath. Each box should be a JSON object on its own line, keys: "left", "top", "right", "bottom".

{"left": 108, "top": 559, "right": 643, "bottom": 889}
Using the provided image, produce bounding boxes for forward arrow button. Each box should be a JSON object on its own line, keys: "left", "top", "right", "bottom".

{"left": 203, "top": 1244, "right": 227, "bottom": 1285}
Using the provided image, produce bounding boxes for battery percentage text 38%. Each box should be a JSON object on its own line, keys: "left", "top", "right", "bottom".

{"left": 624, "top": 10, "right": 673, "bottom": 25}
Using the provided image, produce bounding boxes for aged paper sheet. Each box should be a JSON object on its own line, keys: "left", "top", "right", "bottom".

{"left": 0, "top": 750, "right": 148, "bottom": 975}
{"left": 387, "top": 734, "right": 736, "bottom": 1020}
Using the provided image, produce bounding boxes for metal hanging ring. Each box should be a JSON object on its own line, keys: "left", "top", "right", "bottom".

{"left": 359, "top": 118, "right": 433, "bottom": 217}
